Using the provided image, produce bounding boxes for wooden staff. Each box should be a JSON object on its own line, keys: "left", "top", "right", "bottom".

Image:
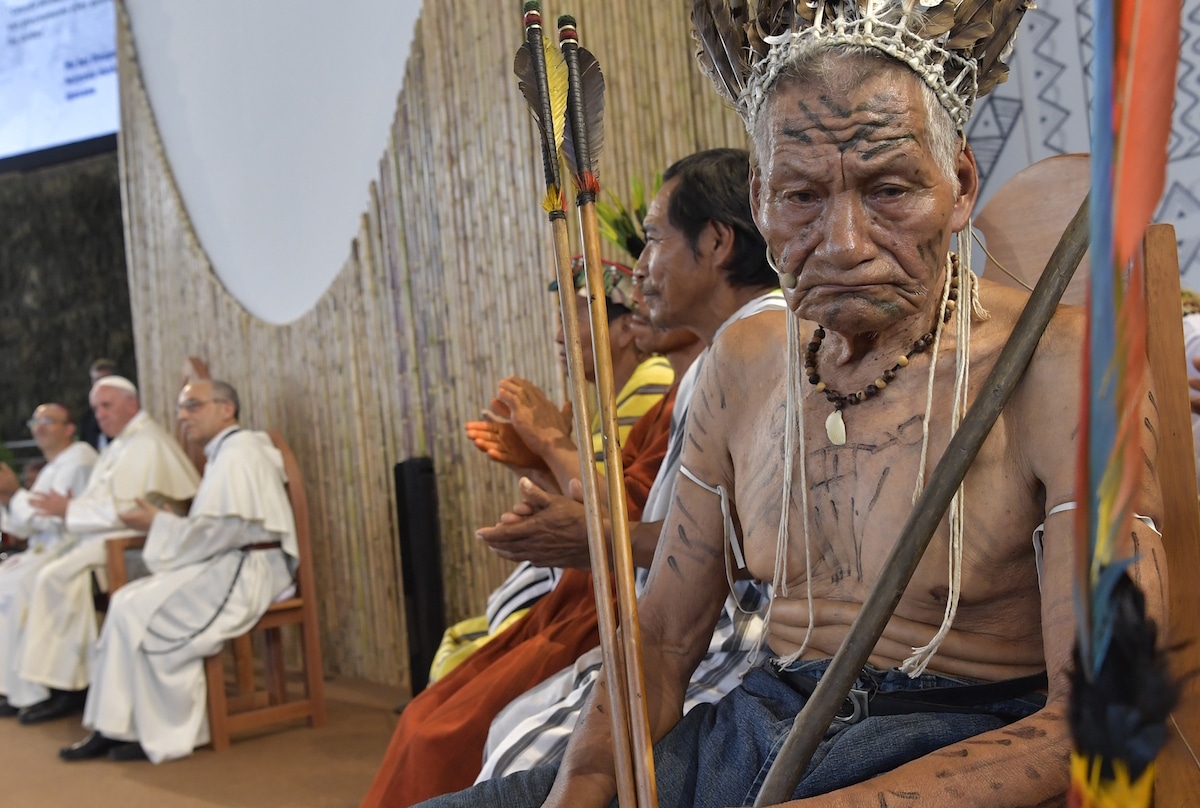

{"left": 558, "top": 14, "right": 657, "bottom": 806}
{"left": 754, "top": 197, "right": 1091, "bottom": 805}
{"left": 513, "top": 3, "right": 640, "bottom": 804}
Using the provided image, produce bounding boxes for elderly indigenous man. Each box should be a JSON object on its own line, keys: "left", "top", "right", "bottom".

{"left": 418, "top": 7, "right": 1167, "bottom": 808}
{"left": 432, "top": 257, "right": 676, "bottom": 680}
{"left": 59, "top": 379, "right": 297, "bottom": 762}
{"left": 10, "top": 376, "right": 199, "bottom": 725}
{"left": 0, "top": 405, "right": 98, "bottom": 717}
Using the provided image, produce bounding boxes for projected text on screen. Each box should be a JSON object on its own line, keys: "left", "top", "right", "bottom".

{"left": 1, "top": 0, "right": 118, "bottom": 162}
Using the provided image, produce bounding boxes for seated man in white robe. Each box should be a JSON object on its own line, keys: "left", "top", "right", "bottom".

{"left": 0, "top": 404, "right": 98, "bottom": 716}
{"left": 11, "top": 376, "right": 200, "bottom": 724}
{"left": 60, "top": 378, "right": 298, "bottom": 763}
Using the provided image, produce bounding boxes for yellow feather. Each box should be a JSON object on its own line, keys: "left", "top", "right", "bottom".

{"left": 542, "top": 36, "right": 569, "bottom": 159}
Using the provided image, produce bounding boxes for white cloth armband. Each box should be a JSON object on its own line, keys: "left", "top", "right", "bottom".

{"left": 1031, "top": 501, "right": 1160, "bottom": 589}
{"left": 679, "top": 464, "right": 744, "bottom": 570}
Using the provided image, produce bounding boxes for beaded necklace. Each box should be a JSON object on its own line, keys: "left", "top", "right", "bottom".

{"left": 804, "top": 256, "right": 959, "bottom": 445}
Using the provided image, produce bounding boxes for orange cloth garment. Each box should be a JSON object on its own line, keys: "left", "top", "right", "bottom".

{"left": 360, "top": 384, "right": 678, "bottom": 807}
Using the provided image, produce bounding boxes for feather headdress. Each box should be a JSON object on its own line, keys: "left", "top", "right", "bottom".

{"left": 691, "top": 0, "right": 1036, "bottom": 132}
{"left": 595, "top": 174, "right": 662, "bottom": 260}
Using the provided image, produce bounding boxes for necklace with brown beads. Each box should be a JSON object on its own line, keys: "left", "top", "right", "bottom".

{"left": 804, "top": 259, "right": 959, "bottom": 445}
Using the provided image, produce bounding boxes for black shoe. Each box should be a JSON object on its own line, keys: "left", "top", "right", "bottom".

{"left": 60, "top": 732, "right": 122, "bottom": 761}
{"left": 18, "top": 689, "right": 87, "bottom": 725}
{"left": 0, "top": 697, "right": 18, "bottom": 717}
{"left": 107, "top": 742, "right": 148, "bottom": 762}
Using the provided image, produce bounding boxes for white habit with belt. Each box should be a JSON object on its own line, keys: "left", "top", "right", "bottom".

{"left": 83, "top": 427, "right": 297, "bottom": 763}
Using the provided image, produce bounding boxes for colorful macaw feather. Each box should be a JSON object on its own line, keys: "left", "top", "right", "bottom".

{"left": 1071, "top": 1, "right": 1181, "bottom": 805}
{"left": 594, "top": 174, "right": 663, "bottom": 259}
{"left": 514, "top": 1, "right": 568, "bottom": 213}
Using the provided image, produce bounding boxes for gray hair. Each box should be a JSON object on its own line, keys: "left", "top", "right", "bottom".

{"left": 209, "top": 379, "right": 241, "bottom": 419}
{"left": 750, "top": 46, "right": 961, "bottom": 195}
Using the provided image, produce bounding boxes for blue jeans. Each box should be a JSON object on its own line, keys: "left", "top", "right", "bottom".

{"left": 417, "top": 659, "right": 1046, "bottom": 808}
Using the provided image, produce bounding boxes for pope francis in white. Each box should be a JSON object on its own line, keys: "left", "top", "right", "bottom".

{"left": 11, "top": 377, "right": 200, "bottom": 721}
{"left": 0, "top": 404, "right": 98, "bottom": 711}
{"left": 62, "top": 379, "right": 298, "bottom": 763}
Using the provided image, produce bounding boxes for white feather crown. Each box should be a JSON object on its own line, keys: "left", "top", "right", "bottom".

{"left": 692, "top": 0, "right": 1036, "bottom": 133}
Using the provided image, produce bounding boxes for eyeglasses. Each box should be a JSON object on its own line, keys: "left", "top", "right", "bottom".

{"left": 26, "top": 417, "right": 65, "bottom": 430}
{"left": 177, "top": 398, "right": 228, "bottom": 413}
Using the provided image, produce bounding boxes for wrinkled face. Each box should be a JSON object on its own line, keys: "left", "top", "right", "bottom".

{"left": 750, "top": 64, "right": 975, "bottom": 336}
{"left": 28, "top": 404, "right": 74, "bottom": 455}
{"left": 89, "top": 386, "right": 140, "bottom": 438}
{"left": 555, "top": 295, "right": 598, "bottom": 384}
{"left": 633, "top": 178, "right": 710, "bottom": 331}
{"left": 176, "top": 380, "right": 235, "bottom": 445}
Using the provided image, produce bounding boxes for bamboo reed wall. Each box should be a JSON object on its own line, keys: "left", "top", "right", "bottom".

{"left": 117, "top": 0, "right": 744, "bottom": 690}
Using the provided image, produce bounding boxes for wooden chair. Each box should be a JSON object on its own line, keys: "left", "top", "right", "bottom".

{"left": 105, "top": 429, "right": 326, "bottom": 750}
{"left": 203, "top": 429, "right": 326, "bottom": 749}
{"left": 974, "top": 152, "right": 1091, "bottom": 306}
{"left": 976, "top": 156, "right": 1200, "bottom": 802}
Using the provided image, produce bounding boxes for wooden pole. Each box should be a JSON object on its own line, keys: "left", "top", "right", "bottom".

{"left": 577, "top": 202, "right": 658, "bottom": 806}
{"left": 754, "top": 196, "right": 1091, "bottom": 805}
{"left": 558, "top": 12, "right": 655, "bottom": 804}
{"left": 548, "top": 211, "right": 641, "bottom": 807}
{"left": 512, "top": 4, "right": 642, "bottom": 799}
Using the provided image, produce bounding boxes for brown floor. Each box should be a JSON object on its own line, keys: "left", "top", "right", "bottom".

{"left": 0, "top": 678, "right": 406, "bottom": 808}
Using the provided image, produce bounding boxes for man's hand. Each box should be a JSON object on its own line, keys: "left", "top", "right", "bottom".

{"left": 465, "top": 398, "right": 549, "bottom": 473}
{"left": 118, "top": 497, "right": 166, "bottom": 532}
{"left": 476, "top": 478, "right": 593, "bottom": 569}
{"left": 494, "top": 377, "right": 575, "bottom": 457}
{"left": 29, "top": 489, "right": 69, "bottom": 518}
{"left": 0, "top": 463, "right": 20, "bottom": 505}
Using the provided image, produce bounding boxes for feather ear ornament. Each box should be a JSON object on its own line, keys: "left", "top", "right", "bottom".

{"left": 595, "top": 174, "right": 663, "bottom": 260}
{"left": 690, "top": 0, "right": 1036, "bottom": 132}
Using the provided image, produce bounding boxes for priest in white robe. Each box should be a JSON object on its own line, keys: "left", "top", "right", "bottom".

{"left": 11, "top": 376, "right": 200, "bottom": 723}
{"left": 0, "top": 404, "right": 98, "bottom": 715}
{"left": 61, "top": 378, "right": 298, "bottom": 763}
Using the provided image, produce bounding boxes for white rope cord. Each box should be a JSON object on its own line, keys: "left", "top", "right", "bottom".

{"left": 761, "top": 311, "right": 817, "bottom": 670}
{"left": 678, "top": 465, "right": 761, "bottom": 620}
{"left": 902, "top": 229, "right": 989, "bottom": 675}
{"left": 760, "top": 242, "right": 993, "bottom": 674}
{"left": 912, "top": 253, "right": 954, "bottom": 502}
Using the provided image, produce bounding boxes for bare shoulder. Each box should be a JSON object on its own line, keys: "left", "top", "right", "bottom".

{"left": 977, "top": 279, "right": 1084, "bottom": 487}
{"left": 704, "top": 307, "right": 789, "bottom": 394}
{"left": 975, "top": 278, "right": 1084, "bottom": 382}
{"left": 682, "top": 308, "right": 789, "bottom": 484}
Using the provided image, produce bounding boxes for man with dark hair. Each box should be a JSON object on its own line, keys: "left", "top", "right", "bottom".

{"left": 0, "top": 404, "right": 98, "bottom": 716}
{"left": 471, "top": 147, "right": 784, "bottom": 782}
{"left": 658, "top": 146, "right": 780, "bottom": 290}
{"left": 60, "top": 378, "right": 298, "bottom": 763}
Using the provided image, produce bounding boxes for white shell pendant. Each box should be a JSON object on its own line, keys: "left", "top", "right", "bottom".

{"left": 825, "top": 409, "right": 846, "bottom": 445}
